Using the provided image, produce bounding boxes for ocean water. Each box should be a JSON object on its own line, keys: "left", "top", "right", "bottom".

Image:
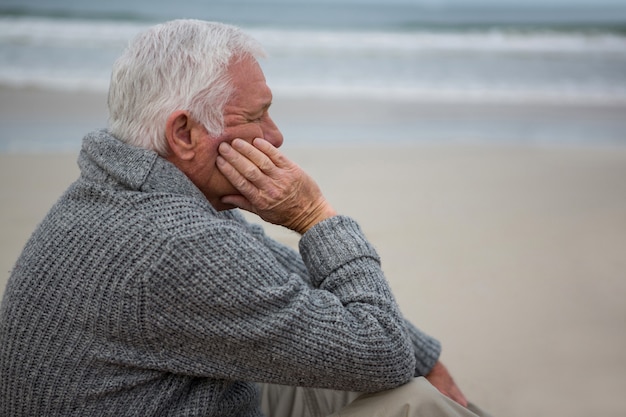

{"left": 1, "top": 0, "right": 626, "bottom": 150}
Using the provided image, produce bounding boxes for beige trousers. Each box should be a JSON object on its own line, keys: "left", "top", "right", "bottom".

{"left": 260, "top": 377, "right": 493, "bottom": 417}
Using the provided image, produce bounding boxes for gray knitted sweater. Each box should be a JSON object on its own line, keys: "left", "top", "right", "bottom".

{"left": 0, "top": 130, "right": 441, "bottom": 417}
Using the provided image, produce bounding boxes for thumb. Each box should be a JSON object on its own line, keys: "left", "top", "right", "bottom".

{"left": 220, "top": 195, "right": 255, "bottom": 213}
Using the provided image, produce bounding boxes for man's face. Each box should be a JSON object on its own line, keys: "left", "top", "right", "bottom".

{"left": 192, "top": 56, "right": 284, "bottom": 210}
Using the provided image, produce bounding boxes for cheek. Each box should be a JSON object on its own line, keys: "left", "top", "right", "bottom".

{"left": 195, "top": 140, "right": 222, "bottom": 180}
{"left": 226, "top": 124, "right": 264, "bottom": 142}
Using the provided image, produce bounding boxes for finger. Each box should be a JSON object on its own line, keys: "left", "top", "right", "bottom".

{"left": 220, "top": 194, "right": 254, "bottom": 213}
{"left": 438, "top": 388, "right": 467, "bottom": 409}
{"left": 216, "top": 155, "right": 259, "bottom": 197}
{"left": 439, "top": 383, "right": 468, "bottom": 408}
{"left": 218, "top": 142, "right": 267, "bottom": 186}
{"left": 231, "top": 138, "right": 275, "bottom": 174}
{"left": 450, "top": 385, "right": 469, "bottom": 408}
{"left": 252, "top": 137, "right": 291, "bottom": 169}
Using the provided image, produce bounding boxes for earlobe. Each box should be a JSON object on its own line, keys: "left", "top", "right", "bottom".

{"left": 165, "top": 110, "right": 196, "bottom": 161}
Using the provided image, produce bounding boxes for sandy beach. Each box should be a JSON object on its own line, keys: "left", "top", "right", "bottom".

{"left": 1, "top": 87, "right": 626, "bottom": 417}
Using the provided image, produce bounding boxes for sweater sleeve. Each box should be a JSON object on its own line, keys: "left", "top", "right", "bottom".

{"left": 141, "top": 215, "right": 416, "bottom": 393}
{"left": 230, "top": 211, "right": 310, "bottom": 282}
{"left": 404, "top": 319, "right": 441, "bottom": 376}
{"left": 228, "top": 210, "right": 442, "bottom": 378}
{"left": 301, "top": 216, "right": 441, "bottom": 377}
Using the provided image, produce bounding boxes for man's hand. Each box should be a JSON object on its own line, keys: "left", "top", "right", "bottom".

{"left": 216, "top": 138, "right": 336, "bottom": 234}
{"left": 425, "top": 361, "right": 469, "bottom": 407}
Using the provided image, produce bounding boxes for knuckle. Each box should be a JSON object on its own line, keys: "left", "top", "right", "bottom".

{"left": 243, "top": 166, "right": 260, "bottom": 181}
{"left": 258, "top": 159, "right": 273, "bottom": 172}
{"left": 266, "top": 188, "right": 283, "bottom": 200}
{"left": 232, "top": 177, "right": 249, "bottom": 190}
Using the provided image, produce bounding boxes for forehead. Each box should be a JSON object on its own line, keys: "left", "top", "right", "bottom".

{"left": 227, "top": 57, "right": 272, "bottom": 109}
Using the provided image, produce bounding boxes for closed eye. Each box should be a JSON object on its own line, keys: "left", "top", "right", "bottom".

{"left": 247, "top": 102, "right": 272, "bottom": 123}
{"left": 249, "top": 112, "right": 267, "bottom": 123}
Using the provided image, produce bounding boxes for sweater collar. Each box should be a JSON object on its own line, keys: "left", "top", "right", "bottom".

{"left": 78, "top": 129, "right": 207, "bottom": 203}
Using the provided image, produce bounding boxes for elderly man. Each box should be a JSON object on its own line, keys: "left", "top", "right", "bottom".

{"left": 0, "top": 20, "right": 491, "bottom": 417}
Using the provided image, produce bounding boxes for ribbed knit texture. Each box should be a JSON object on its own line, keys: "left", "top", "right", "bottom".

{"left": 0, "top": 130, "right": 440, "bottom": 417}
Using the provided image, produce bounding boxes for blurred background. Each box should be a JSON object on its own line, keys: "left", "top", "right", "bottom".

{"left": 0, "top": 0, "right": 625, "bottom": 150}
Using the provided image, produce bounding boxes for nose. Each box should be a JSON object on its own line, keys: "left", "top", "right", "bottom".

{"left": 263, "top": 114, "right": 284, "bottom": 148}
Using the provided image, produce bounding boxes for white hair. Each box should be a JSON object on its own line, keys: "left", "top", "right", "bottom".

{"left": 107, "top": 19, "right": 265, "bottom": 155}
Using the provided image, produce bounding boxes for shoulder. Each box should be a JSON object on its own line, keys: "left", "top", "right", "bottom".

{"left": 128, "top": 193, "right": 254, "bottom": 243}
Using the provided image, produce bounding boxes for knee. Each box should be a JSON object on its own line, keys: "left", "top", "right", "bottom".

{"left": 360, "top": 377, "right": 443, "bottom": 406}
{"left": 398, "top": 377, "right": 440, "bottom": 397}
{"left": 398, "top": 377, "right": 474, "bottom": 416}
{"left": 392, "top": 377, "right": 453, "bottom": 409}
{"left": 338, "top": 377, "right": 465, "bottom": 417}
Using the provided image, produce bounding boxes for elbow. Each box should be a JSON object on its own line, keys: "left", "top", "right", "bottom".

{"left": 383, "top": 344, "right": 417, "bottom": 389}
{"left": 359, "top": 338, "right": 416, "bottom": 392}
{"left": 378, "top": 317, "right": 418, "bottom": 388}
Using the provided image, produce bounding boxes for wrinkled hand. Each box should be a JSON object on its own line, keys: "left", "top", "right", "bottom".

{"left": 216, "top": 138, "right": 336, "bottom": 234}
{"left": 426, "top": 361, "right": 469, "bottom": 408}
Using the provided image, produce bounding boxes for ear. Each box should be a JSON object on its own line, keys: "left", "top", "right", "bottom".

{"left": 165, "top": 110, "right": 198, "bottom": 161}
